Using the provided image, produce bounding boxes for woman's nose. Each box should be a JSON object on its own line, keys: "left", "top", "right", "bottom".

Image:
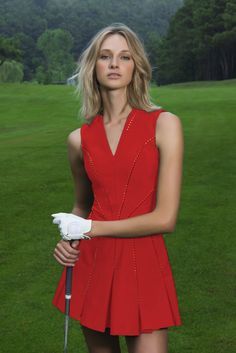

{"left": 109, "top": 57, "right": 119, "bottom": 68}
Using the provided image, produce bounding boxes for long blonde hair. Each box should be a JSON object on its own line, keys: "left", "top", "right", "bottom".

{"left": 75, "top": 23, "right": 160, "bottom": 122}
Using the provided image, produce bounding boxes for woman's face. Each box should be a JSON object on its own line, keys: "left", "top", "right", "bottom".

{"left": 95, "top": 34, "right": 135, "bottom": 90}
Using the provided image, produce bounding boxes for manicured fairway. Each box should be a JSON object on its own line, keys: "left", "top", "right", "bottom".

{"left": 0, "top": 80, "right": 235, "bottom": 353}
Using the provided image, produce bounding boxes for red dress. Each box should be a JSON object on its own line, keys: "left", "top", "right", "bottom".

{"left": 52, "top": 108, "right": 182, "bottom": 335}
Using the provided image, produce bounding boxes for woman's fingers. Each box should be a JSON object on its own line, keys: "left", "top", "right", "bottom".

{"left": 53, "top": 253, "right": 76, "bottom": 267}
{"left": 54, "top": 240, "right": 80, "bottom": 266}
{"left": 59, "top": 240, "right": 80, "bottom": 255}
{"left": 53, "top": 253, "right": 77, "bottom": 267}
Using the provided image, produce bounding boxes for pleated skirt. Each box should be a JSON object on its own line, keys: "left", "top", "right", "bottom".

{"left": 52, "top": 234, "right": 182, "bottom": 336}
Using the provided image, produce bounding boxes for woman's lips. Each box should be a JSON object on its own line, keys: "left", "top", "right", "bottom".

{"left": 107, "top": 73, "right": 121, "bottom": 78}
{"left": 108, "top": 74, "right": 121, "bottom": 80}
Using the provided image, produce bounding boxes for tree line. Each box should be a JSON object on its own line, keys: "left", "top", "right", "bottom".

{"left": 0, "top": 0, "right": 235, "bottom": 85}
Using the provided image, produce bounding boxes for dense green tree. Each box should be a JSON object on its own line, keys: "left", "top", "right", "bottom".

{"left": 158, "top": 0, "right": 236, "bottom": 83}
{"left": 36, "top": 28, "right": 75, "bottom": 83}
{"left": 212, "top": 0, "right": 236, "bottom": 79}
{"left": 144, "top": 32, "right": 161, "bottom": 83}
{"left": 157, "top": 2, "right": 195, "bottom": 83}
{"left": 14, "top": 33, "right": 40, "bottom": 80}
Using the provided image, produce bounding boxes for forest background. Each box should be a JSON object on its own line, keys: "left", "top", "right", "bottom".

{"left": 1, "top": 0, "right": 235, "bottom": 85}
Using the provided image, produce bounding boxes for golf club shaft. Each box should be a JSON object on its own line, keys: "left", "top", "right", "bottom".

{"left": 64, "top": 314, "right": 70, "bottom": 353}
{"left": 64, "top": 266, "right": 73, "bottom": 353}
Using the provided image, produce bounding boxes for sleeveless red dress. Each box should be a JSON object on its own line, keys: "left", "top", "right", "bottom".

{"left": 52, "top": 108, "right": 182, "bottom": 336}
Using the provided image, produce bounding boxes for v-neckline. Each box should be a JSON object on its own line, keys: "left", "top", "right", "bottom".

{"left": 99, "top": 108, "right": 135, "bottom": 158}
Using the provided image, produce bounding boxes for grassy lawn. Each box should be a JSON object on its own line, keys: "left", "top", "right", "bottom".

{"left": 0, "top": 80, "right": 235, "bottom": 353}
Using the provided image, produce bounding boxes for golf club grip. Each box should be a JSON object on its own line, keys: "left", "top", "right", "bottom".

{"left": 65, "top": 266, "right": 73, "bottom": 296}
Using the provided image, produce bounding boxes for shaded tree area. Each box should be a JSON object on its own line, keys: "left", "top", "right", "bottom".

{"left": 0, "top": 0, "right": 183, "bottom": 83}
{"left": 0, "top": 36, "right": 21, "bottom": 65}
{"left": 157, "top": 0, "right": 236, "bottom": 84}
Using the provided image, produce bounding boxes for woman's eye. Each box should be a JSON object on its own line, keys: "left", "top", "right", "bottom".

{"left": 99, "top": 55, "right": 131, "bottom": 60}
{"left": 100, "top": 55, "right": 109, "bottom": 59}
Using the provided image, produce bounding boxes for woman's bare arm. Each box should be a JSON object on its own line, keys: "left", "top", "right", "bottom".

{"left": 54, "top": 128, "right": 94, "bottom": 266}
{"left": 88, "top": 112, "right": 184, "bottom": 238}
{"left": 67, "top": 128, "right": 94, "bottom": 217}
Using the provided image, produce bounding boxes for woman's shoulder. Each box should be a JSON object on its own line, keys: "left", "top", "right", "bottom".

{"left": 156, "top": 111, "right": 182, "bottom": 131}
{"left": 68, "top": 127, "right": 81, "bottom": 143}
{"left": 67, "top": 128, "right": 82, "bottom": 158}
{"left": 154, "top": 110, "right": 183, "bottom": 148}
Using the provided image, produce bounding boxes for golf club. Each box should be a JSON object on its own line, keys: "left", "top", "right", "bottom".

{"left": 51, "top": 215, "right": 92, "bottom": 353}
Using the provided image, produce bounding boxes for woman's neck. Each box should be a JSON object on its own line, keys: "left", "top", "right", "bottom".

{"left": 100, "top": 87, "right": 132, "bottom": 124}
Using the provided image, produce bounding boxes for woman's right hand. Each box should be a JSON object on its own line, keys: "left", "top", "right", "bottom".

{"left": 53, "top": 240, "right": 80, "bottom": 267}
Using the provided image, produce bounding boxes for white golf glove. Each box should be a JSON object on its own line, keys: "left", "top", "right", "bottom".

{"left": 51, "top": 212, "right": 92, "bottom": 240}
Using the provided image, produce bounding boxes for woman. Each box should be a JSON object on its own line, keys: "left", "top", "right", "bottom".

{"left": 52, "top": 23, "right": 184, "bottom": 353}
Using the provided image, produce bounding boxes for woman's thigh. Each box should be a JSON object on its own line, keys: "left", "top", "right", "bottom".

{"left": 81, "top": 325, "right": 121, "bottom": 353}
{"left": 125, "top": 328, "right": 168, "bottom": 353}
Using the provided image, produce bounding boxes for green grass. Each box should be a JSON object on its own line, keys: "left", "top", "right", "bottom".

{"left": 0, "top": 80, "right": 235, "bottom": 353}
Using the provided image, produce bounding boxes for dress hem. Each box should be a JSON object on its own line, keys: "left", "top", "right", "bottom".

{"left": 53, "top": 302, "right": 182, "bottom": 336}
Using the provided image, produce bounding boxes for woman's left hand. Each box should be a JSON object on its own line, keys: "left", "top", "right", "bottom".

{"left": 51, "top": 212, "right": 92, "bottom": 240}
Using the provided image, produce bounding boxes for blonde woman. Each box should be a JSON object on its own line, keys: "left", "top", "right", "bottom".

{"left": 52, "top": 23, "right": 184, "bottom": 353}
